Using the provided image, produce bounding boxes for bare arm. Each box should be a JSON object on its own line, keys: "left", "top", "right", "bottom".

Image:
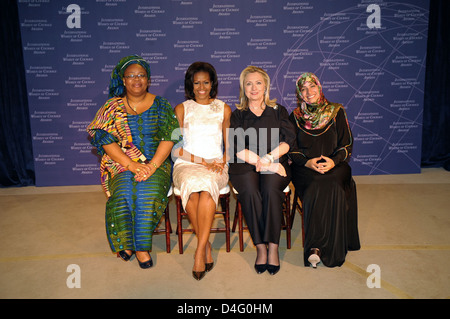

{"left": 102, "top": 143, "right": 149, "bottom": 181}
{"left": 221, "top": 103, "right": 232, "bottom": 164}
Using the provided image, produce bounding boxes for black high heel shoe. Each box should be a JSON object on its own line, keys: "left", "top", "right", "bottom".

{"left": 254, "top": 244, "right": 268, "bottom": 274}
{"left": 136, "top": 252, "right": 153, "bottom": 269}
{"left": 254, "top": 263, "right": 267, "bottom": 274}
{"left": 267, "top": 264, "right": 280, "bottom": 275}
{"left": 117, "top": 250, "right": 134, "bottom": 262}
{"left": 205, "top": 262, "right": 214, "bottom": 272}
{"left": 193, "top": 252, "right": 207, "bottom": 280}
{"left": 267, "top": 244, "right": 280, "bottom": 275}
{"left": 205, "top": 242, "right": 214, "bottom": 273}
{"left": 192, "top": 270, "right": 206, "bottom": 281}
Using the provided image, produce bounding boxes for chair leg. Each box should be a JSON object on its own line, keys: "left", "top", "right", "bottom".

{"left": 301, "top": 205, "right": 305, "bottom": 247}
{"left": 175, "top": 196, "right": 184, "bottom": 254}
{"left": 291, "top": 191, "right": 298, "bottom": 227}
{"left": 284, "top": 191, "right": 291, "bottom": 249}
{"left": 238, "top": 201, "right": 244, "bottom": 252}
{"left": 164, "top": 206, "right": 171, "bottom": 253}
{"left": 224, "top": 196, "right": 230, "bottom": 252}
{"left": 291, "top": 190, "right": 305, "bottom": 247}
{"left": 233, "top": 200, "right": 244, "bottom": 251}
{"left": 232, "top": 205, "right": 238, "bottom": 232}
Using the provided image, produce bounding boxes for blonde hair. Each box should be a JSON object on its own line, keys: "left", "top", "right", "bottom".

{"left": 235, "top": 66, "right": 277, "bottom": 110}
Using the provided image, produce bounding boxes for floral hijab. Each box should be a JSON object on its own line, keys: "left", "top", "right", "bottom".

{"left": 293, "top": 72, "right": 340, "bottom": 130}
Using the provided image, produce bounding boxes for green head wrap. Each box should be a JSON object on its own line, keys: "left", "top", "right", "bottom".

{"left": 108, "top": 55, "right": 151, "bottom": 97}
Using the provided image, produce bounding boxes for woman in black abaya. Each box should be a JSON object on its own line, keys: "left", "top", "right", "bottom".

{"left": 289, "top": 72, "right": 360, "bottom": 268}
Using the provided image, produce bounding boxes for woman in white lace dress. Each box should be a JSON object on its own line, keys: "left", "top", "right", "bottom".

{"left": 172, "top": 62, "right": 231, "bottom": 280}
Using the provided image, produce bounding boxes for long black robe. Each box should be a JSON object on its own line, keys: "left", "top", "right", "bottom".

{"left": 289, "top": 107, "right": 360, "bottom": 267}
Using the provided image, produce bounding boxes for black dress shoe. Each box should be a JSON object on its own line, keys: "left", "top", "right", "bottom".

{"left": 267, "top": 264, "right": 280, "bottom": 275}
{"left": 117, "top": 250, "right": 133, "bottom": 262}
{"left": 205, "top": 262, "right": 214, "bottom": 272}
{"left": 136, "top": 252, "right": 153, "bottom": 269}
{"left": 192, "top": 270, "right": 206, "bottom": 281}
{"left": 254, "top": 263, "right": 267, "bottom": 274}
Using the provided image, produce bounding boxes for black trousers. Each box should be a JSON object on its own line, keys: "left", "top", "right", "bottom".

{"left": 229, "top": 167, "right": 291, "bottom": 245}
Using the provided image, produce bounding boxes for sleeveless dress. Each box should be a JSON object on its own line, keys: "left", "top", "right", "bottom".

{"left": 173, "top": 99, "right": 229, "bottom": 209}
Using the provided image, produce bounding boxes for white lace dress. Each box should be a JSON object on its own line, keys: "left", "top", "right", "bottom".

{"left": 173, "top": 99, "right": 229, "bottom": 209}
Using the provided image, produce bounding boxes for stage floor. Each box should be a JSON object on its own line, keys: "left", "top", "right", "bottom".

{"left": 1, "top": 168, "right": 449, "bottom": 299}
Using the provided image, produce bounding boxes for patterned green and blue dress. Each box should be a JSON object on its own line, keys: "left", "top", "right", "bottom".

{"left": 88, "top": 96, "right": 180, "bottom": 252}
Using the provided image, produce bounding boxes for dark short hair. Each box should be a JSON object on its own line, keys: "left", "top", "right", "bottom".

{"left": 184, "top": 61, "right": 218, "bottom": 100}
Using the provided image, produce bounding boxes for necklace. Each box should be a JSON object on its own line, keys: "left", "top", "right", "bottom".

{"left": 125, "top": 97, "right": 142, "bottom": 114}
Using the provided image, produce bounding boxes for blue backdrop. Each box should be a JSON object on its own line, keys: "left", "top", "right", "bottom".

{"left": 17, "top": 0, "right": 430, "bottom": 186}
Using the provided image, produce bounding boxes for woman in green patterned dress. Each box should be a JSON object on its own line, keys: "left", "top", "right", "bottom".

{"left": 87, "top": 55, "right": 181, "bottom": 269}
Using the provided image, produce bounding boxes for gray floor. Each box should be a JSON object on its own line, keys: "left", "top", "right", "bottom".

{"left": 0, "top": 168, "right": 449, "bottom": 299}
